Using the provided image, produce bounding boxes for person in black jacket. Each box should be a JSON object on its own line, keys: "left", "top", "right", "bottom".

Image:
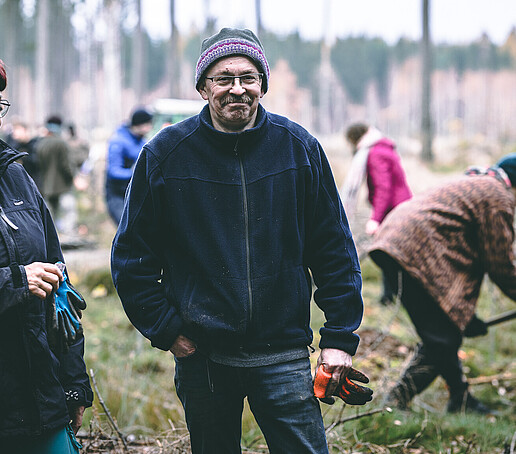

{"left": 0, "top": 59, "right": 93, "bottom": 453}
{"left": 111, "top": 28, "right": 364, "bottom": 453}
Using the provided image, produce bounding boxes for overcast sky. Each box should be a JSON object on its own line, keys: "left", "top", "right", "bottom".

{"left": 141, "top": 0, "right": 516, "bottom": 45}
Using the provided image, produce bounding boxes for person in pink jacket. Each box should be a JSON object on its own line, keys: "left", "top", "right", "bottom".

{"left": 342, "top": 123, "right": 412, "bottom": 304}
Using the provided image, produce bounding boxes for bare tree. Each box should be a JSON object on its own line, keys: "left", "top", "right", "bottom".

{"left": 49, "top": 0, "right": 75, "bottom": 117}
{"left": 132, "top": 0, "right": 145, "bottom": 100}
{"left": 421, "top": 0, "right": 433, "bottom": 161}
{"left": 35, "top": 0, "right": 50, "bottom": 124}
{"left": 318, "top": 0, "right": 332, "bottom": 134}
{"left": 102, "top": 0, "right": 123, "bottom": 130}
{"left": 255, "top": 0, "right": 263, "bottom": 37}
{"left": 166, "top": 0, "right": 180, "bottom": 97}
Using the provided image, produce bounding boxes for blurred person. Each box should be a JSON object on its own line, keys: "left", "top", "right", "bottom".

{"left": 5, "top": 119, "right": 41, "bottom": 188}
{"left": 104, "top": 107, "right": 153, "bottom": 225}
{"left": 59, "top": 123, "right": 92, "bottom": 235}
{"left": 36, "top": 115, "right": 75, "bottom": 224}
{"left": 66, "top": 123, "right": 90, "bottom": 176}
{"left": 111, "top": 28, "right": 364, "bottom": 454}
{"left": 368, "top": 156, "right": 516, "bottom": 414}
{"left": 0, "top": 59, "right": 93, "bottom": 453}
{"left": 342, "top": 123, "right": 412, "bottom": 305}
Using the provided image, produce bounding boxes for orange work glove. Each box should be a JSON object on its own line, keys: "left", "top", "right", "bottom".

{"left": 313, "top": 365, "right": 373, "bottom": 405}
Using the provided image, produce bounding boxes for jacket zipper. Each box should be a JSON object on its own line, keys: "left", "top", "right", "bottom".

{"left": 234, "top": 140, "right": 253, "bottom": 324}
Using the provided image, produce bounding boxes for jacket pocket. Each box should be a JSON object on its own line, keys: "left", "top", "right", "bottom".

{"left": 251, "top": 265, "right": 312, "bottom": 343}
{"left": 180, "top": 275, "right": 248, "bottom": 337}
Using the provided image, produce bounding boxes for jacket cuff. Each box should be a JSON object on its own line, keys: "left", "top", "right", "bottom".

{"left": 65, "top": 386, "right": 94, "bottom": 410}
{"left": 10, "top": 264, "right": 24, "bottom": 288}
{"left": 319, "top": 329, "right": 360, "bottom": 356}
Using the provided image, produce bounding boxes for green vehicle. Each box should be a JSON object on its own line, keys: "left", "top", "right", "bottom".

{"left": 151, "top": 98, "right": 207, "bottom": 135}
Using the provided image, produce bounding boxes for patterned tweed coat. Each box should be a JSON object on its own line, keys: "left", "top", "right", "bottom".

{"left": 369, "top": 175, "right": 516, "bottom": 331}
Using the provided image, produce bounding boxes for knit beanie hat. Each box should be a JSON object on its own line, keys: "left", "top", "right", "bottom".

{"left": 195, "top": 28, "right": 270, "bottom": 93}
{"left": 496, "top": 153, "right": 516, "bottom": 187}
{"left": 131, "top": 108, "right": 153, "bottom": 126}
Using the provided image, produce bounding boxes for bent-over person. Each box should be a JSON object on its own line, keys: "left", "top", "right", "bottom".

{"left": 369, "top": 155, "right": 516, "bottom": 414}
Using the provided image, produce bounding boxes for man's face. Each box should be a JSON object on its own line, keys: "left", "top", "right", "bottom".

{"left": 198, "top": 56, "right": 264, "bottom": 133}
{"left": 131, "top": 122, "right": 153, "bottom": 138}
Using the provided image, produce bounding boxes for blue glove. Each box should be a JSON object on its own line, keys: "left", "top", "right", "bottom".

{"left": 49, "top": 262, "right": 87, "bottom": 349}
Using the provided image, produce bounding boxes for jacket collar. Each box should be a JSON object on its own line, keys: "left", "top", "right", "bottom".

{"left": 198, "top": 104, "right": 268, "bottom": 151}
{"left": 0, "top": 138, "right": 27, "bottom": 179}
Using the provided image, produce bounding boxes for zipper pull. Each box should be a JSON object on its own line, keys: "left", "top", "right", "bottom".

{"left": 0, "top": 207, "right": 19, "bottom": 230}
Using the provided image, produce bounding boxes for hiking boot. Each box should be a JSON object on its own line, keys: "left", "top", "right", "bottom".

{"left": 447, "top": 392, "right": 492, "bottom": 414}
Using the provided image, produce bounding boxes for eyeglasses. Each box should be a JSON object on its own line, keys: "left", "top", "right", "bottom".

{"left": 205, "top": 73, "right": 263, "bottom": 88}
{"left": 0, "top": 99, "right": 10, "bottom": 118}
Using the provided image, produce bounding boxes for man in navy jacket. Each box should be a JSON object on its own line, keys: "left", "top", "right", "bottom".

{"left": 111, "top": 28, "right": 363, "bottom": 454}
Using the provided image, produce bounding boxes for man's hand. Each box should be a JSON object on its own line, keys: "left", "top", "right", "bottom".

{"left": 24, "top": 262, "right": 63, "bottom": 299}
{"left": 70, "top": 405, "right": 85, "bottom": 434}
{"left": 169, "top": 335, "right": 197, "bottom": 358}
{"left": 316, "top": 348, "right": 352, "bottom": 397}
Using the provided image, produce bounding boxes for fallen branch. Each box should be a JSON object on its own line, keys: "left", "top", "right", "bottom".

{"left": 325, "top": 406, "right": 390, "bottom": 433}
{"left": 468, "top": 372, "right": 516, "bottom": 385}
{"left": 89, "top": 368, "right": 129, "bottom": 452}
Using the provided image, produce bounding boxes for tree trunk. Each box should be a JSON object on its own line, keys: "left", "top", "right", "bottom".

{"left": 421, "top": 0, "right": 433, "bottom": 162}
{"left": 255, "top": 0, "right": 263, "bottom": 37}
{"left": 318, "top": 0, "right": 332, "bottom": 134}
{"left": 102, "top": 0, "right": 123, "bottom": 131}
{"left": 166, "top": 0, "right": 179, "bottom": 97}
{"left": 133, "top": 0, "right": 145, "bottom": 100}
{"left": 49, "top": 0, "right": 74, "bottom": 116}
{"left": 36, "top": 0, "right": 50, "bottom": 124}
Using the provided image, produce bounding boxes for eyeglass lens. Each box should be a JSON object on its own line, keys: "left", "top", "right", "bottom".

{"left": 211, "top": 74, "right": 262, "bottom": 87}
{"left": 0, "top": 100, "right": 10, "bottom": 118}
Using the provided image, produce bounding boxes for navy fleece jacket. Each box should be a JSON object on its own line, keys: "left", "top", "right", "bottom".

{"left": 111, "top": 105, "right": 363, "bottom": 355}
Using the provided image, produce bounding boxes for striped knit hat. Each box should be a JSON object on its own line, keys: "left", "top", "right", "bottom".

{"left": 195, "top": 28, "right": 270, "bottom": 93}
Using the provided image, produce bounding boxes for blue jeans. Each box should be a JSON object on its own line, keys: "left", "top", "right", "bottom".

{"left": 175, "top": 354, "right": 329, "bottom": 454}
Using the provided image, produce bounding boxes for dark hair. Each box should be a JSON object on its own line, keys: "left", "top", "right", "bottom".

{"left": 0, "top": 59, "right": 7, "bottom": 91}
{"left": 346, "top": 123, "right": 369, "bottom": 146}
{"left": 46, "top": 115, "right": 63, "bottom": 126}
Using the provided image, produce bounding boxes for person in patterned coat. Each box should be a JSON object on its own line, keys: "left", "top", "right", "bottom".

{"left": 368, "top": 154, "right": 516, "bottom": 414}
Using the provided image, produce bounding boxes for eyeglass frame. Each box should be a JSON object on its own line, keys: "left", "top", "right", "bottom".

{"left": 204, "top": 73, "right": 264, "bottom": 88}
{"left": 0, "top": 99, "right": 10, "bottom": 118}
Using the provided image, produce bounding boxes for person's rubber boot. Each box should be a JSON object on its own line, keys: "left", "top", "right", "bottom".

{"left": 385, "top": 345, "right": 438, "bottom": 410}
{"left": 447, "top": 391, "right": 492, "bottom": 415}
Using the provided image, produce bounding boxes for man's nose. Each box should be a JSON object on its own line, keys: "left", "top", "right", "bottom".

{"left": 229, "top": 78, "right": 246, "bottom": 95}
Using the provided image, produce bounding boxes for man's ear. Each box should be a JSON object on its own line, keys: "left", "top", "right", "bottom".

{"left": 198, "top": 83, "right": 209, "bottom": 101}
